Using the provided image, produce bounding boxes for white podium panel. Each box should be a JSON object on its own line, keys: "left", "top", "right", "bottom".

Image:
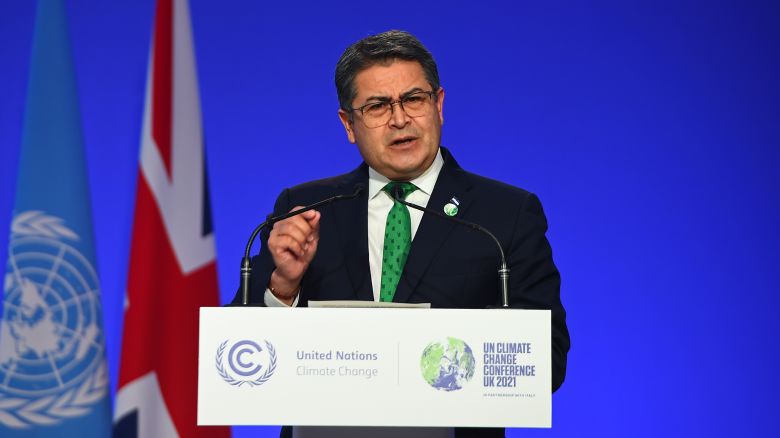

{"left": 198, "top": 307, "right": 551, "bottom": 428}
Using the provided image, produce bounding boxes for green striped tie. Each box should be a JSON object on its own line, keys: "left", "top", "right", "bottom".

{"left": 380, "top": 182, "right": 417, "bottom": 302}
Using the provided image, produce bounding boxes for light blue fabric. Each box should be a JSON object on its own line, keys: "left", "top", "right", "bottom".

{"left": 0, "top": 0, "right": 112, "bottom": 436}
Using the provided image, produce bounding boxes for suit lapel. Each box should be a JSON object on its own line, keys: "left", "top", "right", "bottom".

{"left": 331, "top": 164, "right": 374, "bottom": 301}
{"left": 393, "top": 149, "right": 474, "bottom": 303}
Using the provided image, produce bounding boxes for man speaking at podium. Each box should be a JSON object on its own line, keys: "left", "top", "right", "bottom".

{"left": 233, "top": 30, "right": 569, "bottom": 436}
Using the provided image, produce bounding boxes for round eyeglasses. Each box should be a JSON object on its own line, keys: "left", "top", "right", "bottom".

{"left": 350, "top": 90, "right": 437, "bottom": 128}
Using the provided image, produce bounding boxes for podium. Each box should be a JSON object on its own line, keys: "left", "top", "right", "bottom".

{"left": 197, "top": 307, "right": 552, "bottom": 429}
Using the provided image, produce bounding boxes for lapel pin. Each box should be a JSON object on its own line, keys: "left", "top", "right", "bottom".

{"left": 443, "top": 202, "right": 458, "bottom": 217}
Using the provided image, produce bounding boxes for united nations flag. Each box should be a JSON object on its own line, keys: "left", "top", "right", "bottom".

{"left": 0, "top": 0, "right": 111, "bottom": 436}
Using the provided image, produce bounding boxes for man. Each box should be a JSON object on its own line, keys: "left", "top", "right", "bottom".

{"left": 234, "top": 30, "right": 569, "bottom": 437}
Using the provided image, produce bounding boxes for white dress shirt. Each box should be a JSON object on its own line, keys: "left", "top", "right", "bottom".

{"left": 265, "top": 149, "right": 444, "bottom": 306}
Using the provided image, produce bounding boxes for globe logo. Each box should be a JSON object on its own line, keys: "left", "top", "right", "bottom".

{"left": 420, "top": 337, "right": 476, "bottom": 391}
{"left": 216, "top": 339, "right": 277, "bottom": 387}
{"left": 0, "top": 211, "right": 108, "bottom": 427}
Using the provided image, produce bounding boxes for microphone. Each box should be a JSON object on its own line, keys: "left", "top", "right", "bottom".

{"left": 391, "top": 185, "right": 511, "bottom": 308}
{"left": 237, "top": 184, "right": 365, "bottom": 306}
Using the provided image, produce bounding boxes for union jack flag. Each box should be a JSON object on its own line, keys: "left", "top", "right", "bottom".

{"left": 113, "top": 1, "right": 229, "bottom": 436}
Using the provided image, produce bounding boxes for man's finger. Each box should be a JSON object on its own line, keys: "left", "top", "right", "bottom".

{"left": 304, "top": 231, "right": 320, "bottom": 258}
{"left": 306, "top": 211, "right": 322, "bottom": 224}
{"left": 306, "top": 210, "right": 321, "bottom": 230}
{"left": 273, "top": 220, "right": 309, "bottom": 246}
{"left": 274, "top": 235, "right": 305, "bottom": 258}
{"left": 300, "top": 209, "right": 317, "bottom": 220}
{"left": 289, "top": 206, "right": 318, "bottom": 220}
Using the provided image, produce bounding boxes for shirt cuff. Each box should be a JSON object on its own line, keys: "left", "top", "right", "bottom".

{"left": 263, "top": 288, "right": 300, "bottom": 307}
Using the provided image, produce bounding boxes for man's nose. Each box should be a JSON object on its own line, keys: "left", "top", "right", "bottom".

{"left": 388, "top": 101, "right": 410, "bottom": 128}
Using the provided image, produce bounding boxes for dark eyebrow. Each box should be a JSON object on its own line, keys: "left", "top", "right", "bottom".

{"left": 363, "top": 95, "right": 391, "bottom": 103}
{"left": 400, "top": 87, "right": 425, "bottom": 98}
{"left": 361, "top": 87, "right": 427, "bottom": 104}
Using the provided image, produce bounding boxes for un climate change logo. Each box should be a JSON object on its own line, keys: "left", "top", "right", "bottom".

{"left": 0, "top": 211, "right": 108, "bottom": 428}
{"left": 216, "top": 339, "right": 277, "bottom": 387}
{"left": 420, "top": 337, "right": 476, "bottom": 391}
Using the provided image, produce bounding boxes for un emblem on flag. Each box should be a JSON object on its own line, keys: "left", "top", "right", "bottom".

{"left": 216, "top": 339, "right": 277, "bottom": 387}
{"left": 0, "top": 211, "right": 108, "bottom": 428}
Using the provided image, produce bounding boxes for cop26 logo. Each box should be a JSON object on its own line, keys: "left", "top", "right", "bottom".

{"left": 216, "top": 339, "right": 277, "bottom": 387}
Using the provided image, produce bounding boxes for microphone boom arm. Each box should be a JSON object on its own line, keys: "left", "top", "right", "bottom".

{"left": 238, "top": 185, "right": 364, "bottom": 305}
{"left": 393, "top": 192, "right": 511, "bottom": 308}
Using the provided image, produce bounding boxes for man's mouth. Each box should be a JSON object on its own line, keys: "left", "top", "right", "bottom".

{"left": 390, "top": 136, "right": 417, "bottom": 146}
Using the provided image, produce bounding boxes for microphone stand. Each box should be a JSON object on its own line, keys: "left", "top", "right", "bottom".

{"left": 236, "top": 185, "right": 365, "bottom": 306}
{"left": 392, "top": 187, "right": 510, "bottom": 308}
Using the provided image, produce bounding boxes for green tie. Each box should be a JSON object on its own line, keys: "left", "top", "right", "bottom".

{"left": 380, "top": 182, "right": 417, "bottom": 302}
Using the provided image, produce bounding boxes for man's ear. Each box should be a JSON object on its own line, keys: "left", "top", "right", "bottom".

{"left": 436, "top": 87, "right": 445, "bottom": 126}
{"left": 338, "top": 109, "right": 356, "bottom": 144}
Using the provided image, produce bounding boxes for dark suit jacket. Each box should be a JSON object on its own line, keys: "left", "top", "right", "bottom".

{"left": 234, "top": 148, "right": 569, "bottom": 436}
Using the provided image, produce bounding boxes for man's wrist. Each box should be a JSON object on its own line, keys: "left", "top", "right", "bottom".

{"left": 269, "top": 271, "right": 301, "bottom": 301}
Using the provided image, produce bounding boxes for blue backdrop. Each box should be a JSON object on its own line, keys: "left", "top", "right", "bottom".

{"left": 1, "top": 1, "right": 778, "bottom": 436}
